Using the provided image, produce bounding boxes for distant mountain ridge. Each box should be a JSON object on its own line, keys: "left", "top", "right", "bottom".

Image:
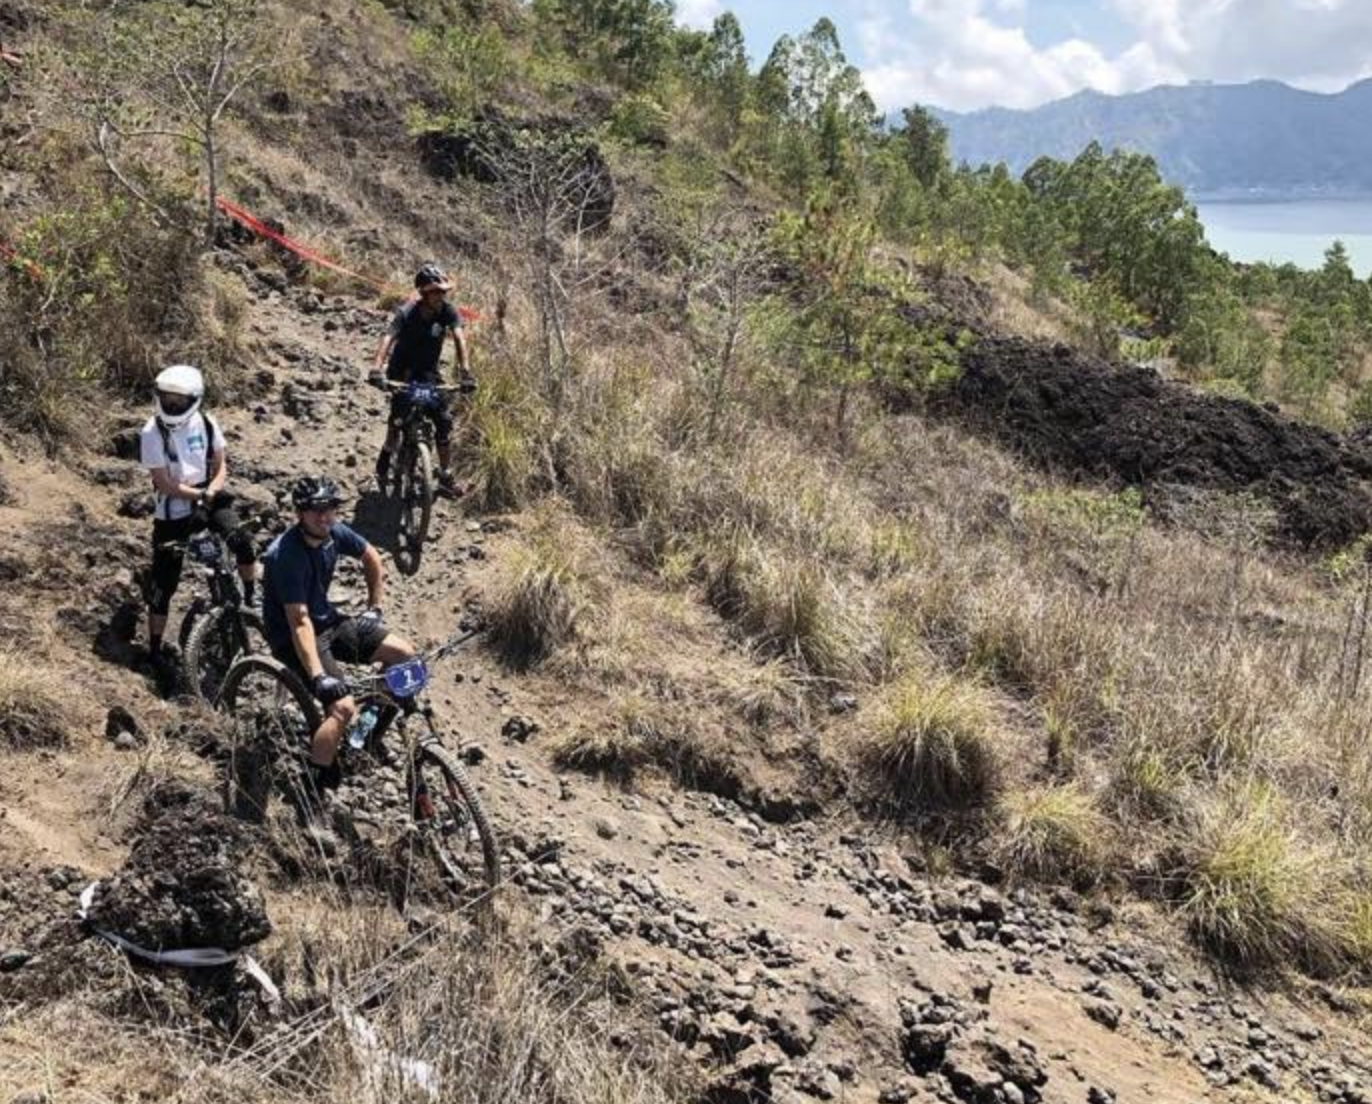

{"left": 935, "top": 79, "right": 1372, "bottom": 199}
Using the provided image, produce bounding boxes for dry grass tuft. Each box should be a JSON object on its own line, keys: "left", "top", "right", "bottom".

{"left": 857, "top": 671, "right": 1001, "bottom": 814}
{"left": 487, "top": 508, "right": 603, "bottom": 669}
{"left": 0, "top": 650, "right": 69, "bottom": 749}
{"left": 1166, "top": 786, "right": 1338, "bottom": 971}
{"left": 553, "top": 694, "right": 740, "bottom": 794}
{"left": 996, "top": 783, "right": 1111, "bottom": 885}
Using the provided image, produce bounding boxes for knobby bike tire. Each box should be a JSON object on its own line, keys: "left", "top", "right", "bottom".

{"left": 412, "top": 738, "right": 501, "bottom": 898}
{"left": 216, "top": 654, "right": 322, "bottom": 821}
{"left": 183, "top": 606, "right": 266, "bottom": 706}
{"left": 177, "top": 596, "right": 211, "bottom": 655}
{"left": 408, "top": 440, "right": 435, "bottom": 548}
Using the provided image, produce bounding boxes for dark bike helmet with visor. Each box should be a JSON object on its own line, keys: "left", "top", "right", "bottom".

{"left": 414, "top": 263, "right": 454, "bottom": 293}
{"left": 291, "top": 475, "right": 346, "bottom": 511}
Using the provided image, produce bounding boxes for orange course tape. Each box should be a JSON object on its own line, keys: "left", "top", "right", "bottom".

{"left": 214, "top": 197, "right": 483, "bottom": 323}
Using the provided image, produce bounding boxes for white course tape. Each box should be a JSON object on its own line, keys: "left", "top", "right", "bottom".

{"left": 339, "top": 1003, "right": 441, "bottom": 1100}
{"left": 78, "top": 881, "right": 281, "bottom": 1004}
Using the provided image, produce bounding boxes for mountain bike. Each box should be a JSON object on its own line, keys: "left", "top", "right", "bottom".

{"left": 216, "top": 627, "right": 500, "bottom": 904}
{"left": 372, "top": 378, "right": 468, "bottom": 553}
{"left": 168, "top": 530, "right": 266, "bottom": 704}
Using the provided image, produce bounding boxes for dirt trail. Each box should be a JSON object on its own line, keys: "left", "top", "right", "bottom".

{"left": 4, "top": 267, "right": 1372, "bottom": 1103}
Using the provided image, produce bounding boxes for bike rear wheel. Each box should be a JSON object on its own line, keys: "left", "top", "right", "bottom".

{"left": 217, "top": 655, "right": 322, "bottom": 821}
{"left": 409, "top": 730, "right": 501, "bottom": 903}
{"left": 184, "top": 607, "right": 267, "bottom": 706}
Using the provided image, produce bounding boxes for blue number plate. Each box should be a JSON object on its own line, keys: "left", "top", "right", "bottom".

{"left": 409, "top": 384, "right": 439, "bottom": 408}
{"left": 189, "top": 533, "right": 221, "bottom": 565}
{"left": 384, "top": 658, "right": 430, "bottom": 698}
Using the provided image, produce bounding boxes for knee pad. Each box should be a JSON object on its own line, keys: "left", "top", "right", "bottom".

{"left": 226, "top": 527, "right": 257, "bottom": 565}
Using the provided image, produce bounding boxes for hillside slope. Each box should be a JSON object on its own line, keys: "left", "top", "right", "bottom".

{"left": 3, "top": 267, "right": 1372, "bottom": 1104}
{"left": 5, "top": 1, "right": 1372, "bottom": 1101}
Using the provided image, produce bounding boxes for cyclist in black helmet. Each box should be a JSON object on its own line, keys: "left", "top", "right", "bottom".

{"left": 369, "top": 263, "right": 475, "bottom": 495}
{"left": 261, "top": 476, "right": 417, "bottom": 792}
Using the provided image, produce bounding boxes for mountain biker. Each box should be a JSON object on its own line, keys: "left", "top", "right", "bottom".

{"left": 140, "top": 364, "right": 257, "bottom": 679}
{"left": 369, "top": 262, "right": 475, "bottom": 495}
{"left": 260, "top": 475, "right": 417, "bottom": 793}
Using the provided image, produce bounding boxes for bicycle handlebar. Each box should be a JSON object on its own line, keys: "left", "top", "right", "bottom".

{"left": 344, "top": 625, "right": 484, "bottom": 699}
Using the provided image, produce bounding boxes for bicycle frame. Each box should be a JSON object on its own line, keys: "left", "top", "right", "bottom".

{"left": 341, "top": 627, "right": 481, "bottom": 756}
{"left": 185, "top": 531, "right": 245, "bottom": 608}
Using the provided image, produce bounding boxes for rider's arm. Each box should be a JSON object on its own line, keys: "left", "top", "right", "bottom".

{"left": 205, "top": 448, "right": 227, "bottom": 497}
{"left": 149, "top": 466, "right": 209, "bottom": 504}
{"left": 361, "top": 544, "right": 385, "bottom": 610}
{"left": 284, "top": 603, "right": 326, "bottom": 679}
{"left": 372, "top": 331, "right": 394, "bottom": 376}
{"left": 451, "top": 326, "right": 471, "bottom": 377}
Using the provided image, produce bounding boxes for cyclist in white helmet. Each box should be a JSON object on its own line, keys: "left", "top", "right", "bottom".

{"left": 139, "top": 365, "right": 257, "bottom": 680}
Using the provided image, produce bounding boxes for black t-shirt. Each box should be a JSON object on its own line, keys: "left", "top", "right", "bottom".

{"left": 385, "top": 299, "right": 461, "bottom": 383}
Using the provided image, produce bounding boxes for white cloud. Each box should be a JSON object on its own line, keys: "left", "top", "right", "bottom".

{"left": 1111, "top": 0, "right": 1372, "bottom": 91}
{"left": 860, "top": 0, "right": 1372, "bottom": 113}
{"left": 861, "top": 0, "right": 1179, "bottom": 112}
{"left": 675, "top": 0, "right": 724, "bottom": 31}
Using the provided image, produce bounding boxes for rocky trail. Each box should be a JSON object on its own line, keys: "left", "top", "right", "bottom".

{"left": 4, "top": 259, "right": 1372, "bottom": 1104}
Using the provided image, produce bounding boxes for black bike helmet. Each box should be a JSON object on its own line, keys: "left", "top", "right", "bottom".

{"left": 291, "top": 475, "right": 345, "bottom": 511}
{"left": 414, "top": 262, "right": 454, "bottom": 293}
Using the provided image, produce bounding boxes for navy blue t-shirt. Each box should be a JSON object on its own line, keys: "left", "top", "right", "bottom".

{"left": 261, "top": 522, "right": 369, "bottom": 652}
{"left": 386, "top": 299, "right": 461, "bottom": 383}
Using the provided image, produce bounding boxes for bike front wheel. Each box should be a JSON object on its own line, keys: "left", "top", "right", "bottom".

{"left": 216, "top": 654, "right": 322, "bottom": 821}
{"left": 409, "top": 732, "right": 501, "bottom": 903}
{"left": 397, "top": 439, "right": 435, "bottom": 550}
{"left": 184, "top": 606, "right": 267, "bottom": 705}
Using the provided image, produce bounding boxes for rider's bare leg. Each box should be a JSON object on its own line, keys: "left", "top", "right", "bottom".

{"left": 310, "top": 697, "right": 356, "bottom": 768}
{"left": 372, "top": 634, "right": 417, "bottom": 666}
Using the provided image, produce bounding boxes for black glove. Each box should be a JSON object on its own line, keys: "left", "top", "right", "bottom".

{"left": 357, "top": 606, "right": 385, "bottom": 633}
{"left": 458, "top": 374, "right": 478, "bottom": 395}
{"left": 189, "top": 494, "right": 211, "bottom": 528}
{"left": 367, "top": 370, "right": 386, "bottom": 389}
{"left": 311, "top": 673, "right": 349, "bottom": 704}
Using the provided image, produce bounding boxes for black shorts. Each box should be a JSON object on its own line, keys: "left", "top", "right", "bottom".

{"left": 272, "top": 614, "right": 389, "bottom": 684}
{"left": 146, "top": 492, "right": 255, "bottom": 615}
{"left": 389, "top": 391, "right": 454, "bottom": 446}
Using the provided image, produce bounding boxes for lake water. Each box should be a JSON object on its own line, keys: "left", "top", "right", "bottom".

{"left": 1196, "top": 199, "right": 1372, "bottom": 275}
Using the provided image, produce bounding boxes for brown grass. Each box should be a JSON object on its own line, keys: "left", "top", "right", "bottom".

{"left": 0, "top": 650, "right": 69, "bottom": 749}
{"left": 486, "top": 506, "right": 605, "bottom": 669}
{"left": 856, "top": 671, "right": 1001, "bottom": 814}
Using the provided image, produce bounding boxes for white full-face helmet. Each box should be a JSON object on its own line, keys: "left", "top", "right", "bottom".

{"left": 153, "top": 364, "right": 205, "bottom": 428}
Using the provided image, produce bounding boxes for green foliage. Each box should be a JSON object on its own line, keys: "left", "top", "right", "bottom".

{"left": 893, "top": 106, "right": 949, "bottom": 189}
{"left": 532, "top": 0, "right": 675, "bottom": 90}
{"left": 677, "top": 13, "right": 750, "bottom": 147}
{"left": 1, "top": 189, "right": 208, "bottom": 443}
{"left": 412, "top": 22, "right": 511, "bottom": 128}
{"left": 609, "top": 92, "right": 669, "bottom": 146}
{"left": 748, "top": 19, "right": 877, "bottom": 194}
{"left": 767, "top": 191, "right": 912, "bottom": 441}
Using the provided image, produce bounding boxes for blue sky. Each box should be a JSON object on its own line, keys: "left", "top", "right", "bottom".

{"left": 675, "top": 1, "right": 1372, "bottom": 113}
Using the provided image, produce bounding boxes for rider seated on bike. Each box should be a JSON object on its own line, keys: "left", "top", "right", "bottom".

{"left": 261, "top": 475, "right": 417, "bottom": 794}
{"left": 369, "top": 263, "right": 475, "bottom": 496}
{"left": 140, "top": 364, "right": 256, "bottom": 680}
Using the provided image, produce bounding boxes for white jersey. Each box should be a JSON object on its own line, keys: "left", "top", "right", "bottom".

{"left": 139, "top": 412, "right": 225, "bottom": 521}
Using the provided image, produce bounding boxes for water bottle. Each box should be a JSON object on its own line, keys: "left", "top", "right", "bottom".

{"left": 347, "top": 704, "right": 379, "bottom": 751}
